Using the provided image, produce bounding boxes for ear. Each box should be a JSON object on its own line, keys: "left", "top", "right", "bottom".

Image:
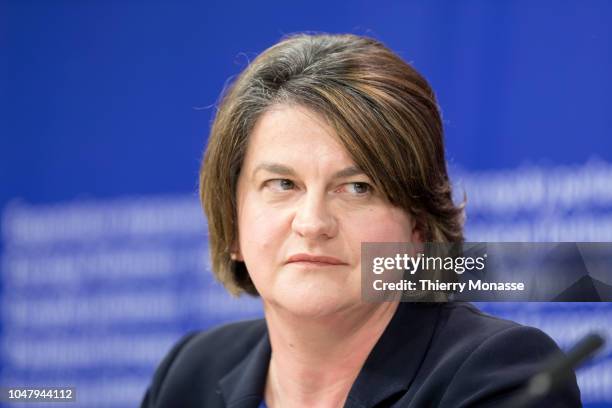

{"left": 412, "top": 226, "right": 423, "bottom": 243}
{"left": 229, "top": 241, "right": 244, "bottom": 262}
{"left": 411, "top": 227, "right": 425, "bottom": 261}
{"left": 411, "top": 217, "right": 425, "bottom": 246}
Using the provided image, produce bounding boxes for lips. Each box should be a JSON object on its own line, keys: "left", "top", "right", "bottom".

{"left": 286, "top": 253, "right": 347, "bottom": 265}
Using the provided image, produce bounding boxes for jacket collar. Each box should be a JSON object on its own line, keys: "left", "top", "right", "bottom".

{"left": 217, "top": 303, "right": 441, "bottom": 408}
{"left": 344, "top": 303, "right": 441, "bottom": 407}
{"left": 217, "top": 328, "right": 271, "bottom": 408}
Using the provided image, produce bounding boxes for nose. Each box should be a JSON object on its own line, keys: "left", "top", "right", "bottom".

{"left": 291, "top": 191, "right": 337, "bottom": 240}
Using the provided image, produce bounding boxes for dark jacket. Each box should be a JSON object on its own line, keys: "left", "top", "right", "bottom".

{"left": 141, "top": 302, "right": 581, "bottom": 407}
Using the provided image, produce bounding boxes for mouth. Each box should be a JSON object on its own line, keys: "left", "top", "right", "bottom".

{"left": 286, "top": 253, "right": 348, "bottom": 266}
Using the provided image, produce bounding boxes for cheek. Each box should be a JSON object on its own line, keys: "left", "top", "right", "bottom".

{"left": 345, "top": 207, "right": 416, "bottom": 244}
{"left": 237, "top": 191, "right": 289, "bottom": 270}
{"left": 237, "top": 215, "right": 276, "bottom": 292}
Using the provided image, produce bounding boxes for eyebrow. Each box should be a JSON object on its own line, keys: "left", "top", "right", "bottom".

{"left": 252, "top": 162, "right": 366, "bottom": 179}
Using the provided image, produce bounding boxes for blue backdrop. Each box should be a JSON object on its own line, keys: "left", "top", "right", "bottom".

{"left": 2, "top": 1, "right": 611, "bottom": 407}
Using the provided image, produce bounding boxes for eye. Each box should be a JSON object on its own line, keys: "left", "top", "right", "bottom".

{"left": 264, "top": 179, "right": 295, "bottom": 192}
{"left": 341, "top": 182, "right": 372, "bottom": 195}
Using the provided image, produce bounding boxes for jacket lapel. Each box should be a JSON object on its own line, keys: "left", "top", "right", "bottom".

{"left": 216, "top": 303, "right": 441, "bottom": 408}
{"left": 344, "top": 303, "right": 442, "bottom": 408}
{"left": 217, "top": 331, "right": 271, "bottom": 408}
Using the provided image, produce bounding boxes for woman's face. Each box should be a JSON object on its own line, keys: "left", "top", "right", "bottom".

{"left": 235, "top": 104, "right": 421, "bottom": 318}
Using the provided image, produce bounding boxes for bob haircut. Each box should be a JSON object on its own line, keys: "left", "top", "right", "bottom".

{"left": 200, "top": 33, "right": 464, "bottom": 296}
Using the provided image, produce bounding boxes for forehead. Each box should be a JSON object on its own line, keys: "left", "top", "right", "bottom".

{"left": 244, "top": 104, "right": 354, "bottom": 167}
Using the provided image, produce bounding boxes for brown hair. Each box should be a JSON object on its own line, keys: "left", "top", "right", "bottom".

{"left": 200, "top": 33, "right": 464, "bottom": 296}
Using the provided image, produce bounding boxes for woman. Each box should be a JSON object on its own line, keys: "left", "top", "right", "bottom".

{"left": 141, "top": 34, "right": 580, "bottom": 407}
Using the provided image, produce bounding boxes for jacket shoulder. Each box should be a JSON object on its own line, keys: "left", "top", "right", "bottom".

{"left": 415, "top": 303, "right": 581, "bottom": 407}
{"left": 141, "top": 318, "right": 266, "bottom": 408}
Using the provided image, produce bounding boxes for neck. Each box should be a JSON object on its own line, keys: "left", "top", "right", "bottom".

{"left": 263, "top": 301, "right": 399, "bottom": 408}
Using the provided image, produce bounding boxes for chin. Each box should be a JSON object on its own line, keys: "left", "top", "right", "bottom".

{"left": 267, "top": 281, "right": 362, "bottom": 319}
